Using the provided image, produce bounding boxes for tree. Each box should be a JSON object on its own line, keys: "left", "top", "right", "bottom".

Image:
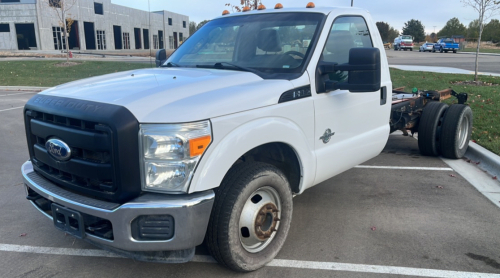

{"left": 189, "top": 21, "right": 197, "bottom": 36}
{"left": 225, "top": 0, "right": 262, "bottom": 12}
{"left": 437, "top": 17, "right": 467, "bottom": 37}
{"left": 461, "top": 0, "right": 500, "bottom": 80}
{"left": 376, "top": 21, "right": 390, "bottom": 42}
{"left": 402, "top": 19, "right": 425, "bottom": 42}
{"left": 196, "top": 20, "right": 210, "bottom": 31}
{"left": 430, "top": 32, "right": 438, "bottom": 42}
{"left": 45, "top": 0, "right": 77, "bottom": 63}
{"left": 482, "top": 19, "right": 500, "bottom": 42}
{"left": 388, "top": 26, "right": 400, "bottom": 42}
{"left": 467, "top": 19, "right": 481, "bottom": 40}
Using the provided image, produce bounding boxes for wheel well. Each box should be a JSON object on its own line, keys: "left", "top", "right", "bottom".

{"left": 232, "top": 143, "right": 302, "bottom": 194}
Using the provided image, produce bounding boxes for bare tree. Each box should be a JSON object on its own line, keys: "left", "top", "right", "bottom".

{"left": 225, "top": 0, "right": 262, "bottom": 12}
{"left": 461, "top": 0, "right": 500, "bottom": 80}
{"left": 45, "top": 0, "right": 77, "bottom": 63}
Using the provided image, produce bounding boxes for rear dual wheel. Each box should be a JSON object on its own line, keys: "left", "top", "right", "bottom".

{"left": 440, "top": 105, "right": 473, "bottom": 159}
{"left": 418, "top": 103, "right": 473, "bottom": 159}
{"left": 418, "top": 102, "right": 448, "bottom": 156}
{"left": 206, "top": 162, "right": 293, "bottom": 272}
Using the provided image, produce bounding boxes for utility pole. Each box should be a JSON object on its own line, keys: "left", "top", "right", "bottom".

{"left": 351, "top": 0, "right": 353, "bottom": 6}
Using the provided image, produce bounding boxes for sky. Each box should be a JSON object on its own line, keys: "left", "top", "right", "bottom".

{"left": 113, "top": 0, "right": 500, "bottom": 35}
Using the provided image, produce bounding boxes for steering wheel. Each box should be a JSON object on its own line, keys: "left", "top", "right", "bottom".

{"left": 284, "top": 51, "right": 305, "bottom": 59}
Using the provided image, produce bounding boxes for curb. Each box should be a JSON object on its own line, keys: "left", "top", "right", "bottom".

{"left": 0, "top": 86, "right": 50, "bottom": 92}
{"left": 465, "top": 142, "right": 500, "bottom": 179}
{"left": 457, "top": 52, "right": 500, "bottom": 57}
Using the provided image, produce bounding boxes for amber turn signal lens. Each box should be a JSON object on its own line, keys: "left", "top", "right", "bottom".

{"left": 257, "top": 4, "right": 266, "bottom": 10}
{"left": 242, "top": 6, "right": 251, "bottom": 12}
{"left": 275, "top": 3, "right": 283, "bottom": 9}
{"left": 306, "top": 2, "right": 315, "bottom": 8}
{"left": 222, "top": 10, "right": 230, "bottom": 15}
{"left": 189, "top": 135, "right": 211, "bottom": 157}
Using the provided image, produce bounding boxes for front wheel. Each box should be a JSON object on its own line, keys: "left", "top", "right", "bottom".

{"left": 453, "top": 50, "right": 457, "bottom": 53}
{"left": 205, "top": 162, "right": 293, "bottom": 272}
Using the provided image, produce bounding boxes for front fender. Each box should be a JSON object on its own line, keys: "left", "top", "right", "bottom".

{"left": 188, "top": 113, "right": 316, "bottom": 194}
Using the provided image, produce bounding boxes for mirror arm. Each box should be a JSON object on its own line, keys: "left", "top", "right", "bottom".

{"left": 320, "top": 63, "right": 376, "bottom": 74}
{"left": 334, "top": 63, "right": 377, "bottom": 71}
{"left": 324, "top": 80, "right": 340, "bottom": 91}
{"left": 319, "top": 63, "right": 338, "bottom": 75}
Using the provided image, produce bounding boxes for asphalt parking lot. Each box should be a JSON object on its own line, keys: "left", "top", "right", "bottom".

{"left": 1, "top": 90, "right": 500, "bottom": 277}
{"left": 387, "top": 50, "right": 500, "bottom": 74}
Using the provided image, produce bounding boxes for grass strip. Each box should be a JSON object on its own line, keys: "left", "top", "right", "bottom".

{"left": 0, "top": 60, "right": 151, "bottom": 87}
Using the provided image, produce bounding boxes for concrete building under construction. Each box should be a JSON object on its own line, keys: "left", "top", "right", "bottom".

{"left": 0, "top": 0, "right": 189, "bottom": 51}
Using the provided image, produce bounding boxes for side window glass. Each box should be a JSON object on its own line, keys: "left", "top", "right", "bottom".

{"left": 322, "top": 17, "right": 372, "bottom": 82}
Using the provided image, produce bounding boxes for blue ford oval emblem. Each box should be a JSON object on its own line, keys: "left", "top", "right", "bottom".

{"left": 45, "top": 139, "right": 72, "bottom": 161}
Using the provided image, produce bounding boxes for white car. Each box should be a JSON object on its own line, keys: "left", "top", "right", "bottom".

{"left": 419, "top": 42, "right": 434, "bottom": 52}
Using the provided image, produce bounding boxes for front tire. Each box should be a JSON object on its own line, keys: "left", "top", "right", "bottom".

{"left": 440, "top": 105, "right": 473, "bottom": 159}
{"left": 206, "top": 162, "right": 293, "bottom": 272}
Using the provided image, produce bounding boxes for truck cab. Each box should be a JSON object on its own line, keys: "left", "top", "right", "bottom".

{"left": 394, "top": 35, "right": 414, "bottom": 51}
{"left": 22, "top": 5, "right": 391, "bottom": 272}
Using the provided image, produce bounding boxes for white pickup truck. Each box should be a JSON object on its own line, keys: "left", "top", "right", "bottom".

{"left": 21, "top": 4, "right": 472, "bottom": 272}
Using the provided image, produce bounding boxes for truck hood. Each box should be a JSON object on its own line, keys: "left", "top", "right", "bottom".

{"left": 40, "top": 68, "right": 294, "bottom": 123}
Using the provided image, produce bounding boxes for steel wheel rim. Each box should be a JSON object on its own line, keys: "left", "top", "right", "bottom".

{"left": 239, "top": 186, "right": 282, "bottom": 253}
{"left": 458, "top": 116, "right": 469, "bottom": 149}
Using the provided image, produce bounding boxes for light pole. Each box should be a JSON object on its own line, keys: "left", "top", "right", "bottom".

{"left": 351, "top": 0, "right": 353, "bottom": 6}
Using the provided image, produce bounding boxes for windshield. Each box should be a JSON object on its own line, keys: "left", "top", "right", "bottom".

{"left": 443, "top": 39, "right": 454, "bottom": 43}
{"left": 401, "top": 35, "right": 412, "bottom": 40}
{"left": 166, "top": 12, "right": 325, "bottom": 79}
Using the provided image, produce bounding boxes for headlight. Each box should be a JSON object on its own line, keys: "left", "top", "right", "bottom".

{"left": 139, "top": 121, "right": 212, "bottom": 193}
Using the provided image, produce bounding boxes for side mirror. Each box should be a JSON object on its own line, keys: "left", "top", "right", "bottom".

{"left": 318, "top": 48, "right": 381, "bottom": 93}
{"left": 155, "top": 49, "right": 167, "bottom": 67}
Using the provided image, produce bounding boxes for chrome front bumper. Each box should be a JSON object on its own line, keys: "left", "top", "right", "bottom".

{"left": 21, "top": 161, "right": 215, "bottom": 253}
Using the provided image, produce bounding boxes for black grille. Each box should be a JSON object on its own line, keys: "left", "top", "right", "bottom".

{"left": 24, "top": 95, "right": 141, "bottom": 203}
{"left": 28, "top": 110, "right": 115, "bottom": 194}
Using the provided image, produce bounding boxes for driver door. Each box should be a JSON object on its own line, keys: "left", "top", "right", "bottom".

{"left": 313, "top": 16, "right": 390, "bottom": 185}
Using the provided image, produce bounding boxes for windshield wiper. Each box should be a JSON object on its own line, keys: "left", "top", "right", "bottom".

{"left": 196, "top": 62, "right": 261, "bottom": 75}
{"left": 161, "top": 62, "right": 181, "bottom": 68}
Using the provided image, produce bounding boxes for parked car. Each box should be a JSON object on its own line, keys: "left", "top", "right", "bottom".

{"left": 419, "top": 42, "right": 434, "bottom": 52}
{"left": 433, "top": 38, "right": 459, "bottom": 53}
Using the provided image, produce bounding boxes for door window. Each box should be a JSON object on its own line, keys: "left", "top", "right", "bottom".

{"left": 321, "top": 17, "right": 372, "bottom": 82}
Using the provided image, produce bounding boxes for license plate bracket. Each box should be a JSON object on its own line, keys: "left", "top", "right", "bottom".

{"left": 51, "top": 203, "right": 85, "bottom": 239}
